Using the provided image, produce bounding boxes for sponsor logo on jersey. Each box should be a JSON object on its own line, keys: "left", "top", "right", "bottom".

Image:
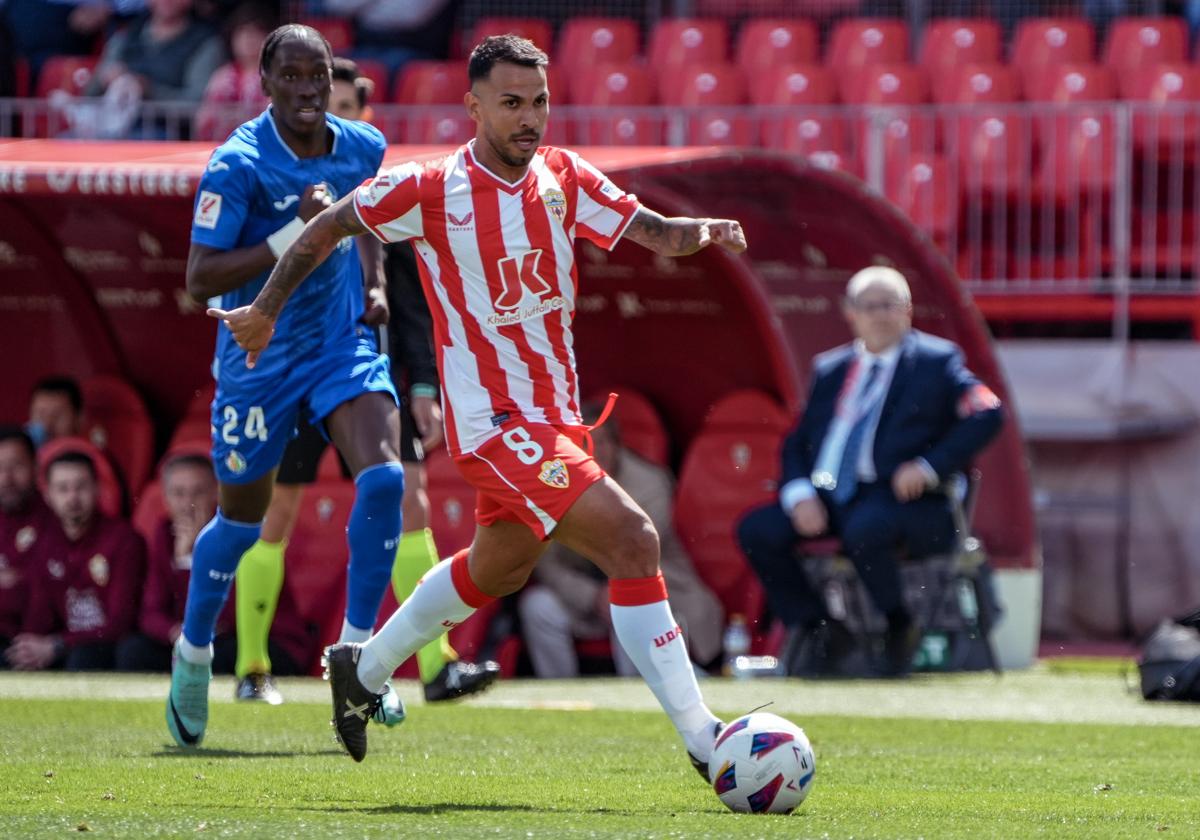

{"left": 225, "top": 450, "right": 247, "bottom": 475}
{"left": 538, "top": 458, "right": 569, "bottom": 489}
{"left": 447, "top": 211, "right": 474, "bottom": 230}
{"left": 487, "top": 250, "right": 565, "bottom": 326}
{"left": 15, "top": 525, "right": 36, "bottom": 553}
{"left": 88, "top": 554, "right": 110, "bottom": 587}
{"left": 273, "top": 194, "right": 300, "bottom": 212}
{"left": 542, "top": 189, "right": 566, "bottom": 221}
{"left": 194, "top": 190, "right": 222, "bottom": 229}
{"left": 207, "top": 159, "right": 230, "bottom": 173}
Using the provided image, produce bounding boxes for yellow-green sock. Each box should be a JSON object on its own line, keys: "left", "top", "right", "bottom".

{"left": 393, "top": 528, "right": 458, "bottom": 683}
{"left": 235, "top": 539, "right": 284, "bottom": 679}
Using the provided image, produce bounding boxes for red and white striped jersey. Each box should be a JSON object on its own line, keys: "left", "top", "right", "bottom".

{"left": 353, "top": 141, "right": 641, "bottom": 455}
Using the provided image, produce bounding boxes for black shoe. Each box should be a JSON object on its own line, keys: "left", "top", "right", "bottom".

{"left": 235, "top": 672, "right": 282, "bottom": 705}
{"left": 687, "top": 720, "right": 725, "bottom": 783}
{"left": 423, "top": 660, "right": 501, "bottom": 703}
{"left": 323, "top": 644, "right": 384, "bottom": 762}
{"left": 882, "top": 621, "right": 922, "bottom": 678}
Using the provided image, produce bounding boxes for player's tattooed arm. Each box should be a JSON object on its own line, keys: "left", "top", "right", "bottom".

{"left": 622, "top": 207, "right": 748, "bottom": 257}
{"left": 252, "top": 196, "right": 369, "bottom": 319}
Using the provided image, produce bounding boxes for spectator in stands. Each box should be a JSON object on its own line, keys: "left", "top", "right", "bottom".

{"left": 4, "top": 451, "right": 145, "bottom": 670}
{"left": 78, "top": 0, "right": 225, "bottom": 137}
{"left": 318, "top": 0, "right": 457, "bottom": 75}
{"left": 116, "top": 453, "right": 310, "bottom": 678}
{"left": 736, "top": 266, "right": 1004, "bottom": 678}
{"left": 27, "top": 375, "right": 83, "bottom": 449}
{"left": 0, "top": 0, "right": 144, "bottom": 84}
{"left": 195, "top": 2, "right": 273, "bottom": 140}
{"left": 0, "top": 427, "right": 57, "bottom": 662}
{"left": 519, "top": 404, "right": 724, "bottom": 677}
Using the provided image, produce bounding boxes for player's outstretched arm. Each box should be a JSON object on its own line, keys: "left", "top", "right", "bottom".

{"left": 622, "top": 207, "right": 747, "bottom": 257}
{"left": 207, "top": 195, "right": 368, "bottom": 368}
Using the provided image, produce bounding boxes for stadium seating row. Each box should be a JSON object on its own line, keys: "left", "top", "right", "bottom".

{"left": 87, "top": 382, "right": 790, "bottom": 673}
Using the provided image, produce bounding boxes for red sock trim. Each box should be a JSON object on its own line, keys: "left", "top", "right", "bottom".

{"left": 450, "top": 549, "right": 494, "bottom": 609}
{"left": 609, "top": 573, "right": 669, "bottom": 606}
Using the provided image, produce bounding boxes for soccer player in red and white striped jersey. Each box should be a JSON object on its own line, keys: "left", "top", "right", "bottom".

{"left": 212, "top": 35, "right": 747, "bottom": 780}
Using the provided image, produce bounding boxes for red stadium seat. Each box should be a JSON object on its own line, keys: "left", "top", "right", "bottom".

{"left": 300, "top": 17, "right": 353, "bottom": 54}
{"left": 840, "top": 61, "right": 929, "bottom": 105}
{"left": 660, "top": 62, "right": 752, "bottom": 146}
{"left": 585, "top": 387, "right": 670, "bottom": 467}
{"left": 938, "top": 62, "right": 1021, "bottom": 103}
{"left": 37, "top": 436, "right": 124, "bottom": 518}
{"left": 841, "top": 64, "right": 934, "bottom": 174}
{"left": 919, "top": 18, "right": 1002, "bottom": 102}
{"left": 752, "top": 63, "right": 837, "bottom": 106}
{"left": 885, "top": 153, "right": 957, "bottom": 246}
{"left": 1032, "top": 64, "right": 1118, "bottom": 199}
{"left": 941, "top": 65, "right": 1027, "bottom": 192}
{"left": 570, "top": 63, "right": 662, "bottom": 145}
{"left": 287, "top": 479, "right": 354, "bottom": 653}
{"left": 649, "top": 19, "right": 728, "bottom": 74}
{"left": 169, "top": 382, "right": 214, "bottom": 449}
{"left": 768, "top": 115, "right": 853, "bottom": 170}
{"left": 755, "top": 64, "right": 842, "bottom": 154}
{"left": 674, "top": 390, "right": 790, "bottom": 634}
{"left": 353, "top": 58, "right": 390, "bottom": 103}
{"left": 1012, "top": 18, "right": 1095, "bottom": 97}
{"left": 1126, "top": 63, "right": 1200, "bottom": 150}
{"left": 81, "top": 375, "right": 155, "bottom": 500}
{"left": 1103, "top": 16, "right": 1187, "bottom": 94}
{"left": 557, "top": 18, "right": 639, "bottom": 78}
{"left": 424, "top": 447, "right": 476, "bottom": 557}
{"left": 393, "top": 61, "right": 466, "bottom": 104}
{"left": 35, "top": 56, "right": 98, "bottom": 97}
{"left": 828, "top": 18, "right": 909, "bottom": 73}
{"left": 735, "top": 19, "right": 819, "bottom": 80}
{"left": 470, "top": 17, "right": 553, "bottom": 51}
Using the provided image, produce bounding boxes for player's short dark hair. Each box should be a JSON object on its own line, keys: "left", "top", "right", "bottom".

{"left": 260, "top": 23, "right": 333, "bottom": 75}
{"left": 162, "top": 453, "right": 214, "bottom": 477}
{"left": 45, "top": 450, "right": 97, "bottom": 482}
{"left": 32, "top": 375, "right": 83, "bottom": 413}
{"left": 468, "top": 34, "right": 548, "bottom": 84}
{"left": 331, "top": 56, "right": 374, "bottom": 109}
{"left": 0, "top": 425, "right": 36, "bottom": 460}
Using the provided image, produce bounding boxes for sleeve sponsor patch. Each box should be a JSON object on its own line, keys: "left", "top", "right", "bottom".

{"left": 194, "top": 190, "right": 222, "bottom": 229}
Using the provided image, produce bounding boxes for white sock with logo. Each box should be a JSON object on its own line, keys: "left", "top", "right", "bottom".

{"left": 609, "top": 574, "right": 721, "bottom": 762}
{"left": 356, "top": 550, "right": 490, "bottom": 692}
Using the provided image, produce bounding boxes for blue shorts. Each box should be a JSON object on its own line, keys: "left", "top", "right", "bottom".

{"left": 210, "top": 331, "right": 397, "bottom": 484}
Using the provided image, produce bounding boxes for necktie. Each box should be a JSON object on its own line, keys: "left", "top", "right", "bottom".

{"left": 832, "top": 361, "right": 882, "bottom": 505}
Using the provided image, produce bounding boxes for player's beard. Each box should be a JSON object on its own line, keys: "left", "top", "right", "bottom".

{"left": 489, "top": 130, "right": 539, "bottom": 168}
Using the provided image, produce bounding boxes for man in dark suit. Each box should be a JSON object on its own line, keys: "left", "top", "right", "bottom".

{"left": 737, "top": 266, "right": 1004, "bottom": 677}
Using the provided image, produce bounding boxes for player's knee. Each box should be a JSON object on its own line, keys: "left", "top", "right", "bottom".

{"left": 355, "top": 461, "right": 406, "bottom": 505}
{"left": 608, "top": 514, "right": 660, "bottom": 579}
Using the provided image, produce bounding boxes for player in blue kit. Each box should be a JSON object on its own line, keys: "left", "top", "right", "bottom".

{"left": 166, "top": 24, "right": 406, "bottom": 748}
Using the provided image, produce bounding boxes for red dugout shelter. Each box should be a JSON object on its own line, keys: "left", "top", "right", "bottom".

{"left": 0, "top": 140, "right": 1039, "bottom": 667}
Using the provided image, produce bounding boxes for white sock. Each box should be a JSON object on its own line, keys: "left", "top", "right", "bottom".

{"left": 339, "top": 619, "right": 372, "bottom": 645}
{"left": 609, "top": 580, "right": 721, "bottom": 762}
{"left": 177, "top": 635, "right": 213, "bottom": 666}
{"left": 356, "top": 552, "right": 485, "bottom": 692}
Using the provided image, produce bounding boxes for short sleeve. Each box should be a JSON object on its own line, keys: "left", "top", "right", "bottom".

{"left": 353, "top": 162, "right": 425, "bottom": 244}
{"left": 573, "top": 154, "right": 641, "bottom": 250}
{"left": 190, "top": 151, "right": 255, "bottom": 250}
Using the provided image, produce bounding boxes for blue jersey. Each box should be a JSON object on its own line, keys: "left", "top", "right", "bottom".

{"left": 191, "top": 107, "right": 387, "bottom": 388}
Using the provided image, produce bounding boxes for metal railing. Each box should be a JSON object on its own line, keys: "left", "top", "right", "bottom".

{"left": 4, "top": 97, "right": 1198, "bottom": 297}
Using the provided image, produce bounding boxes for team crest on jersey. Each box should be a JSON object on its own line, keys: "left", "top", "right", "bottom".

{"left": 542, "top": 189, "right": 567, "bottom": 221}
{"left": 538, "top": 458, "right": 570, "bottom": 489}
{"left": 15, "top": 525, "right": 37, "bottom": 553}
{"left": 89, "top": 554, "right": 110, "bottom": 587}
{"left": 225, "top": 450, "right": 247, "bottom": 475}
{"left": 194, "top": 190, "right": 222, "bottom": 229}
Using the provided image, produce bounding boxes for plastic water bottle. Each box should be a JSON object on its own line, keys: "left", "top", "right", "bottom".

{"left": 722, "top": 614, "right": 751, "bottom": 678}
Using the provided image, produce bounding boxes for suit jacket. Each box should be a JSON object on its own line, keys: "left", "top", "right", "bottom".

{"left": 781, "top": 330, "right": 1004, "bottom": 495}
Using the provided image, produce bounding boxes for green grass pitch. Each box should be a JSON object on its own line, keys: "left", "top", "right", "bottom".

{"left": 1, "top": 663, "right": 1197, "bottom": 839}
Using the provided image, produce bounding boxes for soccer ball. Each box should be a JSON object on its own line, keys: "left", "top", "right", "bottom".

{"left": 708, "top": 712, "right": 815, "bottom": 814}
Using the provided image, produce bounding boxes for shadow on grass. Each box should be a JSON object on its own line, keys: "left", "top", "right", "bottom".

{"left": 299, "top": 803, "right": 641, "bottom": 816}
{"left": 150, "top": 747, "right": 345, "bottom": 759}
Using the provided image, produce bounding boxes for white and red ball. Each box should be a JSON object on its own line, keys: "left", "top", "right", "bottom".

{"left": 708, "top": 712, "right": 815, "bottom": 814}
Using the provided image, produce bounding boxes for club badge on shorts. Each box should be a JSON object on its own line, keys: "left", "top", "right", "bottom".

{"left": 225, "top": 450, "right": 247, "bottom": 475}
{"left": 538, "top": 458, "right": 570, "bottom": 489}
